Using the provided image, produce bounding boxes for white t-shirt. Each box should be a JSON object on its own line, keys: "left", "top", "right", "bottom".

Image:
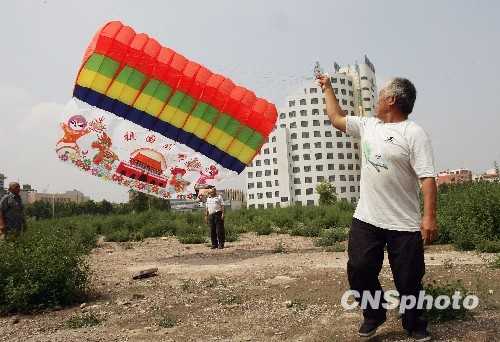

{"left": 206, "top": 195, "right": 224, "bottom": 214}
{"left": 346, "top": 116, "right": 436, "bottom": 232}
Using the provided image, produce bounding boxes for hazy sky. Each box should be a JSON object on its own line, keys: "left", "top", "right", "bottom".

{"left": 1, "top": 0, "right": 499, "bottom": 202}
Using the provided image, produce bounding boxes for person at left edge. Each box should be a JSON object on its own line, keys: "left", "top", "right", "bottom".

{"left": 0, "top": 182, "right": 27, "bottom": 240}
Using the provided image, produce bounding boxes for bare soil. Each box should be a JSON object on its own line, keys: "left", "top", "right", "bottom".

{"left": 1, "top": 233, "right": 499, "bottom": 342}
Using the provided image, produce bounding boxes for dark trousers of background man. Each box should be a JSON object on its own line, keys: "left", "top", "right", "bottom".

{"left": 208, "top": 211, "right": 225, "bottom": 248}
{"left": 347, "top": 218, "right": 427, "bottom": 332}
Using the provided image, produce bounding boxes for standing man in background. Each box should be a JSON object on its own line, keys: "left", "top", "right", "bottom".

{"left": 0, "top": 182, "right": 27, "bottom": 240}
{"left": 205, "top": 187, "right": 225, "bottom": 249}
{"left": 318, "top": 75, "right": 437, "bottom": 342}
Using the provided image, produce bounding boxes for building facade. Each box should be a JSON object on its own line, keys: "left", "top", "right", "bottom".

{"left": 436, "top": 169, "right": 473, "bottom": 187}
{"left": 25, "top": 189, "right": 90, "bottom": 204}
{"left": 245, "top": 57, "right": 377, "bottom": 208}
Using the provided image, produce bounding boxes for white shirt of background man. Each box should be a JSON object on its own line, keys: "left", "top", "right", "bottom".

{"left": 206, "top": 195, "right": 224, "bottom": 215}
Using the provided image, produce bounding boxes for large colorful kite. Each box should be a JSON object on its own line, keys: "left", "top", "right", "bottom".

{"left": 57, "top": 21, "right": 277, "bottom": 199}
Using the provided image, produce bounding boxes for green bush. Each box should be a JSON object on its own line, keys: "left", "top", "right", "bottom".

{"left": 65, "top": 312, "right": 102, "bottom": 329}
{"left": 423, "top": 280, "right": 469, "bottom": 322}
{"left": 105, "top": 228, "right": 130, "bottom": 242}
{"left": 177, "top": 234, "right": 207, "bottom": 244}
{"left": 0, "top": 228, "right": 90, "bottom": 314}
{"left": 314, "top": 228, "right": 348, "bottom": 247}
{"left": 475, "top": 240, "right": 500, "bottom": 253}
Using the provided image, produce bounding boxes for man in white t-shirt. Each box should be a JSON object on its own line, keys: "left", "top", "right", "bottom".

{"left": 318, "top": 76, "right": 437, "bottom": 341}
{"left": 205, "top": 187, "right": 225, "bottom": 249}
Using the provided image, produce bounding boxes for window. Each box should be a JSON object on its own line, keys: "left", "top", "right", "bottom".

{"left": 341, "top": 89, "right": 346, "bottom": 95}
{"left": 248, "top": 172, "right": 253, "bottom": 178}
{"left": 347, "top": 153, "right": 352, "bottom": 159}
{"left": 350, "top": 101, "right": 354, "bottom": 107}
{"left": 336, "top": 131, "right": 343, "bottom": 137}
{"left": 341, "top": 186, "right": 346, "bottom": 193}
{"left": 292, "top": 155, "right": 299, "bottom": 161}
{"left": 349, "top": 175, "right": 355, "bottom": 181}
{"left": 348, "top": 164, "right": 353, "bottom": 170}
{"left": 303, "top": 143, "right": 311, "bottom": 149}
{"left": 316, "top": 165, "right": 323, "bottom": 171}
{"left": 294, "top": 178, "right": 301, "bottom": 184}
{"left": 312, "top": 109, "right": 319, "bottom": 115}
{"left": 256, "top": 171, "right": 262, "bottom": 177}
{"left": 346, "top": 142, "right": 351, "bottom": 148}
{"left": 349, "top": 90, "right": 353, "bottom": 96}
{"left": 258, "top": 203, "right": 264, "bottom": 208}
{"left": 328, "top": 175, "right": 335, "bottom": 182}
{"left": 311, "top": 98, "right": 319, "bottom": 104}
{"left": 301, "top": 121, "right": 308, "bottom": 127}
{"left": 338, "top": 153, "right": 345, "bottom": 159}
{"left": 324, "top": 120, "right": 331, "bottom": 126}
{"left": 280, "top": 123, "right": 286, "bottom": 128}
{"left": 304, "top": 166, "right": 311, "bottom": 172}
{"left": 355, "top": 153, "right": 359, "bottom": 160}
{"left": 264, "top": 159, "right": 270, "bottom": 165}
{"left": 292, "top": 167, "right": 300, "bottom": 173}
{"left": 291, "top": 133, "right": 297, "bottom": 139}
{"left": 305, "top": 177, "right": 312, "bottom": 183}
{"left": 257, "top": 182, "right": 262, "bottom": 188}
{"left": 273, "top": 158, "right": 277, "bottom": 165}
{"left": 348, "top": 80, "right": 352, "bottom": 86}
{"left": 307, "top": 200, "right": 314, "bottom": 206}
{"left": 281, "top": 197, "right": 288, "bottom": 202}
{"left": 342, "top": 99, "right": 347, "bottom": 105}
{"left": 350, "top": 186, "right": 356, "bottom": 193}
{"left": 265, "top": 170, "right": 271, "bottom": 176}
{"left": 337, "top": 142, "right": 343, "bottom": 148}
{"left": 327, "top": 153, "right": 334, "bottom": 159}
{"left": 266, "top": 192, "right": 272, "bottom": 198}
{"left": 292, "top": 144, "right": 298, "bottom": 151}
{"left": 280, "top": 113, "right": 286, "bottom": 119}
{"left": 302, "top": 132, "right": 309, "bottom": 138}
{"left": 290, "top": 122, "right": 297, "bottom": 128}
{"left": 313, "top": 120, "right": 320, "bottom": 126}
{"left": 300, "top": 109, "right": 307, "bottom": 116}
{"left": 354, "top": 143, "right": 358, "bottom": 149}
{"left": 306, "top": 188, "right": 314, "bottom": 195}
{"left": 289, "top": 100, "right": 295, "bottom": 107}
{"left": 289, "top": 111, "right": 296, "bottom": 118}
{"left": 272, "top": 136, "right": 276, "bottom": 142}
{"left": 274, "top": 169, "right": 278, "bottom": 175}
{"left": 323, "top": 109, "right": 327, "bottom": 115}
{"left": 356, "top": 164, "right": 360, "bottom": 170}
{"left": 275, "top": 179, "right": 279, "bottom": 185}
{"left": 334, "top": 88, "right": 338, "bottom": 94}
{"left": 357, "top": 175, "right": 361, "bottom": 181}
{"left": 317, "top": 175, "right": 325, "bottom": 182}
{"left": 325, "top": 131, "right": 332, "bottom": 137}
{"left": 332, "top": 77, "right": 337, "bottom": 83}
{"left": 256, "top": 160, "right": 261, "bottom": 166}
{"left": 339, "top": 164, "right": 345, "bottom": 170}
{"left": 363, "top": 97, "right": 370, "bottom": 101}
{"left": 248, "top": 183, "right": 254, "bottom": 189}
{"left": 328, "top": 164, "right": 334, "bottom": 170}
{"left": 326, "top": 142, "right": 333, "bottom": 148}
{"left": 340, "top": 175, "right": 346, "bottom": 181}
{"left": 364, "top": 108, "right": 371, "bottom": 112}
{"left": 315, "top": 153, "right": 322, "bottom": 160}
{"left": 266, "top": 181, "right": 272, "bottom": 187}
{"left": 295, "top": 189, "right": 301, "bottom": 195}
{"left": 361, "top": 76, "right": 368, "bottom": 80}
{"left": 300, "top": 99, "right": 306, "bottom": 105}
{"left": 362, "top": 86, "right": 369, "bottom": 90}
{"left": 314, "top": 131, "right": 321, "bottom": 137}
{"left": 267, "top": 203, "right": 273, "bottom": 208}
{"left": 314, "top": 142, "right": 321, "bottom": 148}
{"left": 340, "top": 78, "right": 345, "bottom": 85}
{"left": 310, "top": 88, "right": 318, "bottom": 94}
{"left": 303, "top": 154, "right": 311, "bottom": 160}
{"left": 249, "top": 194, "right": 254, "bottom": 200}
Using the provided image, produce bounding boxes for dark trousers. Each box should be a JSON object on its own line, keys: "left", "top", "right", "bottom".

{"left": 208, "top": 211, "right": 224, "bottom": 247}
{"left": 347, "top": 218, "right": 427, "bottom": 332}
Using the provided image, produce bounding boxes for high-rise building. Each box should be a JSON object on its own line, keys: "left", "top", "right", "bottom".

{"left": 245, "top": 56, "right": 377, "bottom": 208}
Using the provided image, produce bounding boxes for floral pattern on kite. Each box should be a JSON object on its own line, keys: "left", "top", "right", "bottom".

{"left": 56, "top": 110, "right": 228, "bottom": 200}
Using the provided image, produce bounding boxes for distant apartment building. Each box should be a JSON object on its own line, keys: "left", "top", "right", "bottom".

{"left": 473, "top": 168, "right": 499, "bottom": 183}
{"left": 436, "top": 169, "right": 473, "bottom": 187}
{"left": 25, "top": 189, "right": 90, "bottom": 204}
{"left": 245, "top": 56, "right": 377, "bottom": 208}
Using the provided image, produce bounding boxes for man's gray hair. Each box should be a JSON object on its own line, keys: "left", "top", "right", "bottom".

{"left": 8, "top": 182, "right": 20, "bottom": 190}
{"left": 385, "top": 78, "right": 417, "bottom": 115}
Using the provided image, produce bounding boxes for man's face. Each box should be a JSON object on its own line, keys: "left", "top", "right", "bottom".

{"left": 375, "top": 87, "right": 392, "bottom": 117}
{"left": 10, "top": 184, "right": 20, "bottom": 195}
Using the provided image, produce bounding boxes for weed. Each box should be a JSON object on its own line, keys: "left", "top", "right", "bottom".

{"left": 65, "top": 312, "right": 102, "bottom": 329}
{"left": 423, "top": 280, "right": 469, "bottom": 322}
{"left": 158, "top": 313, "right": 177, "bottom": 328}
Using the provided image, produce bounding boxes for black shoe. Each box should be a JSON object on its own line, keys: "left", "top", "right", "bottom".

{"left": 407, "top": 329, "right": 431, "bottom": 341}
{"left": 358, "top": 318, "right": 386, "bottom": 338}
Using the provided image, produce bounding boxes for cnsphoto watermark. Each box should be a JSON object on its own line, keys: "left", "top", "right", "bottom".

{"left": 341, "top": 290, "right": 479, "bottom": 313}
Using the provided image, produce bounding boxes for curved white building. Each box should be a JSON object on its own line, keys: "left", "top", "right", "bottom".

{"left": 246, "top": 56, "right": 377, "bottom": 208}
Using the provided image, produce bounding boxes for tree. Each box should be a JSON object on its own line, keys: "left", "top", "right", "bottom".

{"left": 316, "top": 182, "right": 337, "bottom": 205}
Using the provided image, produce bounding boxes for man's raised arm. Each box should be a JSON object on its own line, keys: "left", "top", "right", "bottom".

{"left": 317, "top": 75, "right": 347, "bottom": 132}
{"left": 420, "top": 177, "right": 438, "bottom": 244}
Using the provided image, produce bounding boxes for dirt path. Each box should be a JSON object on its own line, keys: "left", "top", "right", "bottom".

{"left": 1, "top": 233, "right": 499, "bottom": 342}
